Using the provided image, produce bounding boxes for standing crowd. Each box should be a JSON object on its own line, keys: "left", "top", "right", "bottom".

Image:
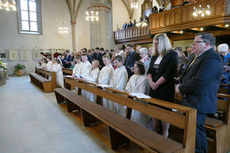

{"left": 37, "top": 33, "right": 225, "bottom": 153}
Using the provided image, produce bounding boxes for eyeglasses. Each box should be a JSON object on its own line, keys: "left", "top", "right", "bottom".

{"left": 193, "top": 40, "right": 206, "bottom": 45}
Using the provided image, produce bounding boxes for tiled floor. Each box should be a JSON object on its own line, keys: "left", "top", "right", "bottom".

{"left": 0, "top": 76, "right": 115, "bottom": 153}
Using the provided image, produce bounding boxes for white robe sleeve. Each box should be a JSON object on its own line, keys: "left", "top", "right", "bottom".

{"left": 46, "top": 61, "right": 52, "bottom": 71}
{"left": 125, "top": 75, "right": 134, "bottom": 92}
{"left": 56, "top": 64, "right": 64, "bottom": 88}
{"left": 109, "top": 67, "right": 114, "bottom": 87}
{"left": 86, "top": 68, "right": 100, "bottom": 83}
{"left": 72, "top": 65, "right": 77, "bottom": 75}
{"left": 125, "top": 75, "right": 148, "bottom": 94}
{"left": 81, "top": 62, "right": 92, "bottom": 78}
{"left": 136, "top": 76, "right": 148, "bottom": 94}
{"left": 73, "top": 63, "right": 82, "bottom": 77}
{"left": 114, "top": 68, "right": 128, "bottom": 90}
{"left": 99, "top": 65, "right": 114, "bottom": 86}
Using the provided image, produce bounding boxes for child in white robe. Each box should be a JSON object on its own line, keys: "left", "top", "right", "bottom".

{"left": 125, "top": 61, "right": 150, "bottom": 127}
{"left": 72, "top": 55, "right": 82, "bottom": 78}
{"left": 51, "top": 59, "right": 64, "bottom": 88}
{"left": 36, "top": 58, "right": 46, "bottom": 69}
{"left": 80, "top": 54, "right": 92, "bottom": 78}
{"left": 82, "top": 60, "right": 100, "bottom": 102}
{"left": 80, "top": 54, "right": 92, "bottom": 97}
{"left": 46, "top": 56, "right": 53, "bottom": 71}
{"left": 71, "top": 55, "right": 82, "bottom": 92}
{"left": 98, "top": 54, "right": 114, "bottom": 108}
{"left": 111, "top": 55, "right": 128, "bottom": 115}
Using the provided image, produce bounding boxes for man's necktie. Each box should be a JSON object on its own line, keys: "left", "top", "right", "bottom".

{"left": 187, "top": 55, "right": 197, "bottom": 70}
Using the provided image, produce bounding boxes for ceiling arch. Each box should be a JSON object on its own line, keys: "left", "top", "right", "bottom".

{"left": 66, "top": 0, "right": 83, "bottom": 22}
{"left": 121, "top": 0, "right": 134, "bottom": 20}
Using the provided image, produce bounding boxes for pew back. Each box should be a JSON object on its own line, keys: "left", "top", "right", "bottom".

{"left": 64, "top": 77, "right": 197, "bottom": 153}
{"left": 62, "top": 68, "right": 73, "bottom": 75}
{"left": 174, "top": 92, "right": 230, "bottom": 153}
{"left": 35, "top": 68, "right": 56, "bottom": 90}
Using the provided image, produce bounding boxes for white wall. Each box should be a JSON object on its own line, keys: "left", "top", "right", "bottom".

{"left": 75, "top": 0, "right": 90, "bottom": 51}
{"left": 133, "top": 0, "right": 142, "bottom": 22}
{"left": 0, "top": 0, "right": 72, "bottom": 50}
{"left": 0, "top": 0, "right": 133, "bottom": 74}
{"left": 0, "top": 0, "right": 72, "bottom": 75}
{"left": 112, "top": 0, "right": 130, "bottom": 31}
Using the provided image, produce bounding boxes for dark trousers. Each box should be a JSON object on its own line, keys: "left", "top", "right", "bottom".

{"left": 196, "top": 113, "right": 208, "bottom": 153}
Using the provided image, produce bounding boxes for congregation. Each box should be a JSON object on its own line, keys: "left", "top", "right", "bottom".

{"left": 36, "top": 32, "right": 227, "bottom": 153}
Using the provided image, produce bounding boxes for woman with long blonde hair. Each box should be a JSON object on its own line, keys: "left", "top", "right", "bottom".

{"left": 147, "top": 33, "right": 178, "bottom": 137}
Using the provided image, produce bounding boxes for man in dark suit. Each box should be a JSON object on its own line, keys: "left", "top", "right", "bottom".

{"left": 124, "top": 44, "right": 140, "bottom": 78}
{"left": 81, "top": 48, "right": 93, "bottom": 63}
{"left": 98, "top": 48, "right": 106, "bottom": 69}
{"left": 63, "top": 50, "right": 73, "bottom": 68}
{"left": 175, "top": 33, "right": 223, "bottom": 153}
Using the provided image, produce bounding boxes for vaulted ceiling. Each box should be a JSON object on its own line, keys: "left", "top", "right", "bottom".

{"left": 121, "top": 0, "right": 135, "bottom": 19}
{"left": 66, "top": 0, "right": 138, "bottom": 21}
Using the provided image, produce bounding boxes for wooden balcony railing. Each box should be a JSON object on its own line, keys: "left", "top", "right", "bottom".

{"left": 149, "top": 0, "right": 230, "bottom": 34}
{"left": 114, "top": 0, "right": 230, "bottom": 44}
{"left": 114, "top": 26, "right": 150, "bottom": 43}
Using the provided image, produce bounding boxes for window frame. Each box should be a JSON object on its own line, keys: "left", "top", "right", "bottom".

{"left": 17, "top": 0, "right": 42, "bottom": 35}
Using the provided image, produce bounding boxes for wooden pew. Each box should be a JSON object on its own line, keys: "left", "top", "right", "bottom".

{"left": 218, "top": 84, "right": 228, "bottom": 94}
{"left": 29, "top": 68, "right": 56, "bottom": 92}
{"left": 57, "top": 77, "right": 197, "bottom": 153}
{"left": 64, "top": 77, "right": 75, "bottom": 90}
{"left": 62, "top": 68, "right": 72, "bottom": 75}
{"left": 174, "top": 93, "right": 230, "bottom": 153}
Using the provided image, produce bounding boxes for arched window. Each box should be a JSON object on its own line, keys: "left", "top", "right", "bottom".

{"left": 17, "top": 0, "right": 42, "bottom": 34}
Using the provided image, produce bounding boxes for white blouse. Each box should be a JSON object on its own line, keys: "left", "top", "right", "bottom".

{"left": 154, "top": 56, "right": 163, "bottom": 65}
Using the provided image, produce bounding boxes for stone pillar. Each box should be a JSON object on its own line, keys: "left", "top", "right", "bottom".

{"left": 88, "top": 0, "right": 115, "bottom": 50}
{"left": 71, "top": 21, "right": 76, "bottom": 52}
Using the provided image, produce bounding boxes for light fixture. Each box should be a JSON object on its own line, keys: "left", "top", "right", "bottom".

{"left": 179, "top": 30, "right": 183, "bottom": 34}
{"left": 200, "top": 27, "right": 204, "bottom": 31}
{"left": 58, "top": 22, "right": 69, "bottom": 34}
{"left": 225, "top": 24, "right": 229, "bottom": 28}
{"left": 85, "top": 10, "right": 99, "bottom": 22}
{"left": 136, "top": 21, "right": 147, "bottom": 27}
{"left": 0, "top": 0, "right": 16, "bottom": 11}
{"left": 193, "top": 4, "right": 211, "bottom": 17}
{"left": 131, "top": 1, "right": 138, "bottom": 9}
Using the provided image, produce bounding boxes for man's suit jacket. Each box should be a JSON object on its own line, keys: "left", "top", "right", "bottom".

{"left": 124, "top": 51, "right": 140, "bottom": 77}
{"left": 65, "top": 54, "right": 73, "bottom": 62}
{"left": 179, "top": 48, "right": 223, "bottom": 114}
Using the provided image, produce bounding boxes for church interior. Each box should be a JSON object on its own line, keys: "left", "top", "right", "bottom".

{"left": 0, "top": 0, "right": 230, "bottom": 153}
